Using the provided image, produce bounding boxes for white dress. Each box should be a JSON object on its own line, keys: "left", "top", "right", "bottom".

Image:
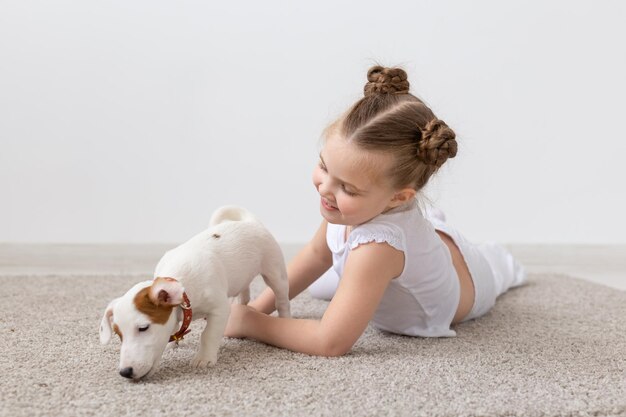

{"left": 310, "top": 199, "right": 526, "bottom": 337}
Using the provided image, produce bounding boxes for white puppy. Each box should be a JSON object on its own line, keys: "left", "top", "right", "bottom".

{"left": 99, "top": 206, "right": 291, "bottom": 380}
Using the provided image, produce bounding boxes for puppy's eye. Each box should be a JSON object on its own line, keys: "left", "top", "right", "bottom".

{"left": 138, "top": 325, "right": 150, "bottom": 332}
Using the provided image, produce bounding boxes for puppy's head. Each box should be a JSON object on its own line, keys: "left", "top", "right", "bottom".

{"left": 99, "top": 278, "right": 185, "bottom": 380}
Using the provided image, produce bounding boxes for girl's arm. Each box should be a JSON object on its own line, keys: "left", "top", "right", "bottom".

{"left": 249, "top": 220, "right": 333, "bottom": 314}
{"left": 226, "top": 241, "right": 404, "bottom": 357}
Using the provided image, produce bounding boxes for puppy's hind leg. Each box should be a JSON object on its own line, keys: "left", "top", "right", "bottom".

{"left": 238, "top": 286, "right": 250, "bottom": 305}
{"left": 261, "top": 269, "right": 291, "bottom": 318}
{"left": 191, "top": 297, "right": 230, "bottom": 368}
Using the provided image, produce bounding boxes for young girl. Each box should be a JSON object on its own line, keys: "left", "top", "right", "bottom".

{"left": 224, "top": 66, "right": 526, "bottom": 356}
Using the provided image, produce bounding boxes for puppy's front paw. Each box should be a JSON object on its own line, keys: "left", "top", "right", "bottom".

{"left": 167, "top": 340, "right": 185, "bottom": 350}
{"left": 191, "top": 353, "right": 217, "bottom": 368}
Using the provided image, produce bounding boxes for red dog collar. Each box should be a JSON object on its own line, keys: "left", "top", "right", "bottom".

{"left": 169, "top": 292, "right": 192, "bottom": 344}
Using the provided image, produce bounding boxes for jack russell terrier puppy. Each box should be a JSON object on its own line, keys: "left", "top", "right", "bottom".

{"left": 99, "top": 206, "right": 291, "bottom": 380}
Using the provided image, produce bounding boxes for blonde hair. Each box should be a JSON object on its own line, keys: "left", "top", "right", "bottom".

{"left": 329, "top": 66, "right": 457, "bottom": 191}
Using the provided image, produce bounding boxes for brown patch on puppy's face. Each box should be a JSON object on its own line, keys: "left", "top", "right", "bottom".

{"left": 133, "top": 286, "right": 174, "bottom": 325}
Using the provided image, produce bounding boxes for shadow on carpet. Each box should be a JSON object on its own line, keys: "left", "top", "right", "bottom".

{"left": 1, "top": 273, "right": 624, "bottom": 417}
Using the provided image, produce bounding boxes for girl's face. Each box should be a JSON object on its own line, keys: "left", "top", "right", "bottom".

{"left": 312, "top": 134, "right": 408, "bottom": 226}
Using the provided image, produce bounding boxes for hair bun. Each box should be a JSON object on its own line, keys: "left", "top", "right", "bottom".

{"left": 417, "top": 118, "right": 458, "bottom": 167}
{"left": 364, "top": 66, "right": 410, "bottom": 96}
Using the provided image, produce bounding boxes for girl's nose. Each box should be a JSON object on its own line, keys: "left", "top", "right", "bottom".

{"left": 317, "top": 180, "right": 332, "bottom": 197}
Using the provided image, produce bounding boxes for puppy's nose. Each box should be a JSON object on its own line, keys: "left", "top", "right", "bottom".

{"left": 119, "top": 367, "right": 134, "bottom": 379}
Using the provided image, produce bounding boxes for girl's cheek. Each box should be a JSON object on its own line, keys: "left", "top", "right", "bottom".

{"left": 336, "top": 198, "right": 349, "bottom": 213}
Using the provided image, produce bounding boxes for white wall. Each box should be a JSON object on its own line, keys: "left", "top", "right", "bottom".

{"left": 1, "top": 1, "right": 625, "bottom": 245}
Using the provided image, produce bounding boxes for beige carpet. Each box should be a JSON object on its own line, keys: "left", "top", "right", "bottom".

{"left": 1, "top": 273, "right": 625, "bottom": 417}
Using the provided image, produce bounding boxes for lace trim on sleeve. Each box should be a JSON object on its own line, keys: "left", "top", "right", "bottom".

{"left": 348, "top": 229, "right": 405, "bottom": 253}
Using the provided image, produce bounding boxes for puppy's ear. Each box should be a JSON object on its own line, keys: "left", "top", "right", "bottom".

{"left": 100, "top": 298, "right": 119, "bottom": 344}
{"left": 149, "top": 277, "right": 184, "bottom": 307}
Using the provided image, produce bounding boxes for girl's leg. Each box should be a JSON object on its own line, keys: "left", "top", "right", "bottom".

{"left": 308, "top": 268, "right": 340, "bottom": 301}
{"left": 425, "top": 206, "right": 527, "bottom": 323}
{"left": 477, "top": 242, "right": 526, "bottom": 296}
{"left": 462, "top": 242, "right": 527, "bottom": 322}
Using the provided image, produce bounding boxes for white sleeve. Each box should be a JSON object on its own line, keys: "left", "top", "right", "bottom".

{"left": 347, "top": 222, "right": 406, "bottom": 253}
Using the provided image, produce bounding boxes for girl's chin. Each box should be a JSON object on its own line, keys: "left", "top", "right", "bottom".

{"left": 320, "top": 211, "right": 348, "bottom": 226}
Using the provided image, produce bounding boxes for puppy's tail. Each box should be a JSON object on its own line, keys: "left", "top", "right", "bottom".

{"left": 209, "top": 205, "right": 258, "bottom": 227}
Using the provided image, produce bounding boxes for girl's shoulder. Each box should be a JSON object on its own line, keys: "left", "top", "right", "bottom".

{"left": 349, "top": 200, "right": 426, "bottom": 252}
{"left": 352, "top": 201, "right": 422, "bottom": 249}
{"left": 348, "top": 220, "right": 406, "bottom": 253}
{"left": 327, "top": 200, "right": 425, "bottom": 254}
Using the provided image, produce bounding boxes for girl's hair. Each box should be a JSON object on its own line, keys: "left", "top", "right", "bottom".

{"left": 330, "top": 66, "right": 457, "bottom": 191}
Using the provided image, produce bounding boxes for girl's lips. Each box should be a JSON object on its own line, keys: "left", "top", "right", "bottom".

{"left": 321, "top": 198, "right": 337, "bottom": 211}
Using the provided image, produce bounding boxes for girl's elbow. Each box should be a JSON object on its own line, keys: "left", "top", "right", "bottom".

{"left": 322, "top": 345, "right": 350, "bottom": 358}
{"left": 317, "top": 337, "right": 353, "bottom": 357}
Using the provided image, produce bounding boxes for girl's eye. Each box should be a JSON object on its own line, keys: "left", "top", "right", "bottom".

{"left": 318, "top": 162, "right": 328, "bottom": 172}
{"left": 138, "top": 325, "right": 150, "bottom": 332}
{"left": 342, "top": 185, "right": 357, "bottom": 197}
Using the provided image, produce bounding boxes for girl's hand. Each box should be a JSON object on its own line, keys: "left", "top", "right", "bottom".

{"left": 224, "top": 304, "right": 257, "bottom": 338}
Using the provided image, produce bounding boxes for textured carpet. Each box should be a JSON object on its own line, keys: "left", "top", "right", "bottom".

{"left": 1, "top": 273, "right": 625, "bottom": 417}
